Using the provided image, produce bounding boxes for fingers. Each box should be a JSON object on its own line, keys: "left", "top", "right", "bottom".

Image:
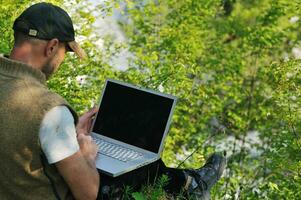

{"left": 77, "top": 133, "right": 91, "bottom": 142}
{"left": 76, "top": 128, "right": 89, "bottom": 136}
{"left": 77, "top": 134, "right": 98, "bottom": 159}
{"left": 76, "top": 106, "right": 99, "bottom": 136}
{"left": 77, "top": 134, "right": 97, "bottom": 149}
{"left": 85, "top": 106, "right": 99, "bottom": 118}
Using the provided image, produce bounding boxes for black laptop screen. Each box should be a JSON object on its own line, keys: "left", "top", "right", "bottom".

{"left": 92, "top": 81, "right": 175, "bottom": 153}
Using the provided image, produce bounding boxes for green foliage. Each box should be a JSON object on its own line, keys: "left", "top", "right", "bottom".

{"left": 1, "top": 0, "right": 301, "bottom": 199}
{"left": 46, "top": 0, "right": 120, "bottom": 113}
{"left": 116, "top": 0, "right": 301, "bottom": 199}
{"left": 132, "top": 175, "right": 172, "bottom": 200}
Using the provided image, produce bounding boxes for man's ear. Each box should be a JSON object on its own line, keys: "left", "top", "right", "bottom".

{"left": 45, "top": 38, "right": 59, "bottom": 57}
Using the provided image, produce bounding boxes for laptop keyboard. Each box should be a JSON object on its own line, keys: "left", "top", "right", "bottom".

{"left": 93, "top": 137, "right": 143, "bottom": 162}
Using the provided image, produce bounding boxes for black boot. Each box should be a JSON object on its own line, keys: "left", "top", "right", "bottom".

{"left": 183, "top": 153, "right": 226, "bottom": 200}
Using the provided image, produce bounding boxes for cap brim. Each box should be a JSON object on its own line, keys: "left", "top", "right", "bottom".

{"left": 68, "top": 41, "right": 87, "bottom": 59}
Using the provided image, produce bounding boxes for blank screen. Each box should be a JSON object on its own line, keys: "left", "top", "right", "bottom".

{"left": 92, "top": 81, "right": 174, "bottom": 153}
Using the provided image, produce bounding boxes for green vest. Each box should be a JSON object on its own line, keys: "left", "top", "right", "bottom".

{"left": 0, "top": 56, "right": 78, "bottom": 200}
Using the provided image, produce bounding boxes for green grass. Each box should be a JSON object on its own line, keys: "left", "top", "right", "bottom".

{"left": 121, "top": 175, "right": 188, "bottom": 200}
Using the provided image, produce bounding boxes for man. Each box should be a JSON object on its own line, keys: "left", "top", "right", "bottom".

{"left": 0, "top": 3, "right": 225, "bottom": 200}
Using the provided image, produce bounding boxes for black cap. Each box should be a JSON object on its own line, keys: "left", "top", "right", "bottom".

{"left": 13, "top": 2, "right": 86, "bottom": 59}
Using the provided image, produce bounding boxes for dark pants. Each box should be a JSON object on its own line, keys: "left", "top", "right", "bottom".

{"left": 97, "top": 159, "right": 186, "bottom": 199}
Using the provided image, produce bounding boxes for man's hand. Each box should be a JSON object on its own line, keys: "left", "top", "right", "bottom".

{"left": 76, "top": 106, "right": 99, "bottom": 135}
{"left": 56, "top": 107, "right": 100, "bottom": 200}
{"left": 77, "top": 134, "right": 98, "bottom": 167}
{"left": 56, "top": 130, "right": 100, "bottom": 200}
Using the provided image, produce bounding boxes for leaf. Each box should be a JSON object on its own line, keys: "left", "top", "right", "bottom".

{"left": 132, "top": 192, "right": 147, "bottom": 200}
{"left": 268, "top": 182, "right": 280, "bottom": 191}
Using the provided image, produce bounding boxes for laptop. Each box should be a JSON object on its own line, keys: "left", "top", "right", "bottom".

{"left": 90, "top": 79, "right": 177, "bottom": 177}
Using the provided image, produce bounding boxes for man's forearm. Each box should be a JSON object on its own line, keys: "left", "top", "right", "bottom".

{"left": 68, "top": 129, "right": 99, "bottom": 199}
{"left": 80, "top": 148, "right": 97, "bottom": 169}
{"left": 76, "top": 150, "right": 99, "bottom": 200}
{"left": 56, "top": 151, "right": 100, "bottom": 200}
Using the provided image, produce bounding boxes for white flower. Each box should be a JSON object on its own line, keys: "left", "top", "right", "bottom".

{"left": 292, "top": 47, "right": 301, "bottom": 59}
{"left": 289, "top": 16, "right": 299, "bottom": 23}
{"left": 76, "top": 75, "right": 88, "bottom": 85}
{"left": 290, "top": 96, "right": 297, "bottom": 101}
{"left": 158, "top": 84, "right": 164, "bottom": 92}
{"left": 95, "top": 38, "right": 104, "bottom": 49}
{"left": 67, "top": 77, "right": 72, "bottom": 84}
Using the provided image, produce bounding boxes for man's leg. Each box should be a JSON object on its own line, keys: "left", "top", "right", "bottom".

{"left": 183, "top": 153, "right": 226, "bottom": 200}
{"left": 97, "top": 153, "right": 226, "bottom": 200}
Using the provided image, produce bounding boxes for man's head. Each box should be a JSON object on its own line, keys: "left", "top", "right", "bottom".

{"left": 10, "top": 3, "right": 86, "bottom": 79}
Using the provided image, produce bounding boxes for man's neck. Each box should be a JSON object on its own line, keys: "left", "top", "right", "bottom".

{"left": 9, "top": 44, "right": 42, "bottom": 71}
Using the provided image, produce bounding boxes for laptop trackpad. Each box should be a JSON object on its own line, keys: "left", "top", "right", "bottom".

{"left": 96, "top": 154, "right": 145, "bottom": 177}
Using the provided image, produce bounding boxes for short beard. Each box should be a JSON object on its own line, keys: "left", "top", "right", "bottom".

{"left": 41, "top": 58, "right": 55, "bottom": 80}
